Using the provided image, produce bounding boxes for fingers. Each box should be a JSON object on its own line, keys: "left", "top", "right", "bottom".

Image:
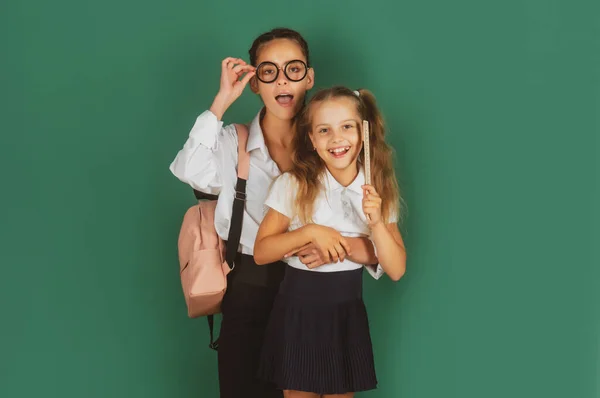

{"left": 339, "top": 238, "right": 352, "bottom": 256}
{"left": 327, "top": 242, "right": 348, "bottom": 263}
{"left": 298, "top": 247, "right": 317, "bottom": 258}
{"left": 299, "top": 253, "right": 319, "bottom": 265}
{"left": 362, "top": 184, "right": 380, "bottom": 197}
{"left": 366, "top": 193, "right": 381, "bottom": 202}
{"left": 362, "top": 193, "right": 380, "bottom": 222}
{"left": 284, "top": 243, "right": 311, "bottom": 258}
{"left": 363, "top": 200, "right": 381, "bottom": 220}
{"left": 333, "top": 242, "right": 346, "bottom": 262}
{"left": 224, "top": 64, "right": 255, "bottom": 89}
{"left": 291, "top": 245, "right": 313, "bottom": 258}
{"left": 222, "top": 57, "right": 247, "bottom": 69}
{"left": 363, "top": 199, "right": 381, "bottom": 209}
{"left": 283, "top": 250, "right": 295, "bottom": 258}
{"left": 362, "top": 185, "right": 382, "bottom": 210}
{"left": 233, "top": 64, "right": 255, "bottom": 75}
{"left": 239, "top": 70, "right": 256, "bottom": 86}
{"left": 363, "top": 194, "right": 381, "bottom": 203}
{"left": 318, "top": 248, "right": 332, "bottom": 264}
{"left": 305, "top": 239, "right": 349, "bottom": 268}
{"left": 328, "top": 247, "right": 340, "bottom": 263}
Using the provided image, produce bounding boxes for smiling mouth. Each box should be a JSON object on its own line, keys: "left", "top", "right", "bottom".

{"left": 275, "top": 94, "right": 294, "bottom": 105}
{"left": 328, "top": 146, "right": 351, "bottom": 158}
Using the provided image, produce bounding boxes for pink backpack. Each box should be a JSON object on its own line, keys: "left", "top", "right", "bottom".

{"left": 177, "top": 123, "right": 250, "bottom": 350}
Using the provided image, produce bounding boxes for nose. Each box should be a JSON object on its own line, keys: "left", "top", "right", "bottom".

{"left": 276, "top": 68, "right": 289, "bottom": 86}
{"left": 331, "top": 127, "right": 344, "bottom": 142}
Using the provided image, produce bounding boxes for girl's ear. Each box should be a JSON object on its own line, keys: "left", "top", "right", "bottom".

{"left": 250, "top": 76, "right": 259, "bottom": 94}
{"left": 306, "top": 68, "right": 315, "bottom": 90}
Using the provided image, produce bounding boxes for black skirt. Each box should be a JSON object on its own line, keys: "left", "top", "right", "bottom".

{"left": 258, "top": 266, "right": 378, "bottom": 394}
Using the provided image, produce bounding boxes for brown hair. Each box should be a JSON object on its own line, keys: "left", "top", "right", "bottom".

{"left": 290, "top": 86, "right": 402, "bottom": 224}
{"left": 248, "top": 27, "right": 310, "bottom": 66}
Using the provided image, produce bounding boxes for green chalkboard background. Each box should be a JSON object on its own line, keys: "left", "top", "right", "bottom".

{"left": 2, "top": 0, "right": 598, "bottom": 397}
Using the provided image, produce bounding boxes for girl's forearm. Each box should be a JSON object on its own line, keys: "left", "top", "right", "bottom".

{"left": 370, "top": 223, "right": 406, "bottom": 281}
{"left": 346, "top": 237, "right": 378, "bottom": 265}
{"left": 254, "top": 226, "right": 312, "bottom": 265}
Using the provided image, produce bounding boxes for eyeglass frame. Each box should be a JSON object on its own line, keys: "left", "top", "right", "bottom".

{"left": 254, "top": 59, "right": 309, "bottom": 84}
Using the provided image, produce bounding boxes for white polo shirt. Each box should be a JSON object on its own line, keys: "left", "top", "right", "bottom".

{"left": 264, "top": 168, "right": 397, "bottom": 279}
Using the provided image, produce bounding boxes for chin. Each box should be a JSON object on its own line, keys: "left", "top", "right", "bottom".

{"left": 266, "top": 105, "right": 297, "bottom": 121}
{"left": 328, "top": 160, "right": 355, "bottom": 171}
{"left": 330, "top": 160, "right": 358, "bottom": 171}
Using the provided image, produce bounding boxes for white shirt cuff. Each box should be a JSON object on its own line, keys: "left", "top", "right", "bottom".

{"left": 193, "top": 110, "right": 223, "bottom": 150}
{"left": 364, "top": 237, "right": 384, "bottom": 279}
{"left": 365, "top": 264, "right": 384, "bottom": 280}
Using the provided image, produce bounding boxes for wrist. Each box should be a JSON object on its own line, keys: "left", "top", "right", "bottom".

{"left": 209, "top": 93, "right": 230, "bottom": 120}
{"left": 300, "top": 224, "right": 315, "bottom": 243}
{"left": 370, "top": 221, "right": 386, "bottom": 235}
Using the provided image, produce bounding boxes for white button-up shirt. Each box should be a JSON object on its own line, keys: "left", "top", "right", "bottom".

{"left": 265, "top": 168, "right": 396, "bottom": 279}
{"left": 169, "top": 109, "right": 281, "bottom": 255}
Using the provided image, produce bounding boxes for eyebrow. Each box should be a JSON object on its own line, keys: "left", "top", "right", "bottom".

{"left": 314, "top": 119, "right": 359, "bottom": 129}
{"left": 257, "top": 58, "right": 304, "bottom": 67}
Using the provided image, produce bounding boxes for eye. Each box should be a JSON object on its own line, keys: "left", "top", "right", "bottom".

{"left": 343, "top": 124, "right": 354, "bottom": 130}
{"left": 318, "top": 128, "right": 329, "bottom": 134}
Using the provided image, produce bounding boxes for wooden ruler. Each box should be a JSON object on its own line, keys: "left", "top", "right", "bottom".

{"left": 363, "top": 120, "right": 371, "bottom": 185}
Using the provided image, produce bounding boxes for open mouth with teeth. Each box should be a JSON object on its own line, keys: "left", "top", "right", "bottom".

{"left": 328, "top": 146, "right": 351, "bottom": 158}
{"left": 275, "top": 94, "right": 294, "bottom": 106}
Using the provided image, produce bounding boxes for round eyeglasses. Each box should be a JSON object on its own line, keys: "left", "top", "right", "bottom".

{"left": 255, "top": 59, "right": 308, "bottom": 84}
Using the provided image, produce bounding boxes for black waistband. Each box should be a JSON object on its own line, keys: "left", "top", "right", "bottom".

{"left": 278, "top": 265, "right": 363, "bottom": 303}
{"left": 227, "top": 253, "right": 286, "bottom": 289}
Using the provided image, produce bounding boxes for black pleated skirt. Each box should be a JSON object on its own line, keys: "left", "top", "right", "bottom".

{"left": 258, "top": 266, "right": 378, "bottom": 394}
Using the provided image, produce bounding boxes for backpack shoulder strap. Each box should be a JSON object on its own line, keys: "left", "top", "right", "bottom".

{"left": 234, "top": 123, "right": 250, "bottom": 180}
{"left": 224, "top": 123, "right": 250, "bottom": 268}
{"left": 207, "top": 122, "right": 251, "bottom": 352}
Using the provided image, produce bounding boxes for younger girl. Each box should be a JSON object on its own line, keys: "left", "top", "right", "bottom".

{"left": 254, "top": 86, "right": 407, "bottom": 397}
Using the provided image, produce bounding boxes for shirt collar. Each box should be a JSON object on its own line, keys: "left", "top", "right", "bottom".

{"left": 246, "top": 109, "right": 269, "bottom": 159}
{"left": 323, "top": 166, "right": 365, "bottom": 194}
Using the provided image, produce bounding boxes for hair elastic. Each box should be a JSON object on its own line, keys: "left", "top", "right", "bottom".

{"left": 353, "top": 90, "right": 360, "bottom": 97}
